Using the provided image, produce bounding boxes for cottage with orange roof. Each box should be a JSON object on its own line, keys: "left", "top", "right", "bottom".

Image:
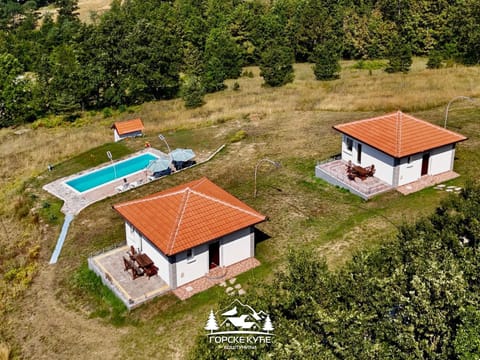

{"left": 113, "top": 177, "right": 266, "bottom": 290}
{"left": 111, "top": 118, "right": 144, "bottom": 142}
{"left": 316, "top": 111, "right": 467, "bottom": 198}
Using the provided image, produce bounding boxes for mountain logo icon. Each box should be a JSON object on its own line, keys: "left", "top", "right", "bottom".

{"left": 204, "top": 299, "right": 274, "bottom": 336}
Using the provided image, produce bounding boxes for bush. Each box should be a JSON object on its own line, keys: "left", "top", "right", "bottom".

{"left": 229, "top": 129, "right": 247, "bottom": 143}
{"left": 242, "top": 70, "right": 254, "bottom": 78}
{"left": 385, "top": 36, "right": 412, "bottom": 73}
{"left": 102, "top": 107, "right": 113, "bottom": 118}
{"left": 352, "top": 59, "right": 386, "bottom": 71}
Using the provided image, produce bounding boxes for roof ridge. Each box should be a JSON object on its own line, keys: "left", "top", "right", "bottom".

{"left": 396, "top": 111, "right": 402, "bottom": 157}
{"left": 115, "top": 189, "right": 187, "bottom": 208}
{"left": 189, "top": 189, "right": 265, "bottom": 220}
{"left": 167, "top": 188, "right": 191, "bottom": 254}
{"left": 336, "top": 111, "right": 400, "bottom": 127}
{"left": 114, "top": 117, "right": 142, "bottom": 124}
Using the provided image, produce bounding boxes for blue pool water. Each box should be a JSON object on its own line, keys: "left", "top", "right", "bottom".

{"left": 66, "top": 153, "right": 158, "bottom": 192}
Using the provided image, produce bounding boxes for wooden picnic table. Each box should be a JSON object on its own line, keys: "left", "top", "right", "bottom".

{"left": 352, "top": 165, "right": 370, "bottom": 178}
{"left": 135, "top": 253, "right": 154, "bottom": 269}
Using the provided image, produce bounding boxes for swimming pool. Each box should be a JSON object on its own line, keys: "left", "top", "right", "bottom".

{"left": 66, "top": 153, "right": 158, "bottom": 193}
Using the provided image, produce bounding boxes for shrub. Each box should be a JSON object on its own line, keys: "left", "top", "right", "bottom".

{"left": 229, "top": 130, "right": 247, "bottom": 143}
{"left": 312, "top": 42, "right": 341, "bottom": 81}
{"left": 102, "top": 107, "right": 113, "bottom": 118}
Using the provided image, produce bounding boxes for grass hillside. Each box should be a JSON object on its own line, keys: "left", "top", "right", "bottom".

{"left": 1, "top": 60, "right": 480, "bottom": 359}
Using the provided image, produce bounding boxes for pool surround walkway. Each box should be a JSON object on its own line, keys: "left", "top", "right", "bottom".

{"left": 43, "top": 148, "right": 167, "bottom": 215}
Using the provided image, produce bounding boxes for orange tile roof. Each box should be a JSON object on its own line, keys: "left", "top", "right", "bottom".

{"left": 112, "top": 118, "right": 144, "bottom": 135}
{"left": 333, "top": 111, "right": 467, "bottom": 158}
{"left": 113, "top": 178, "right": 266, "bottom": 256}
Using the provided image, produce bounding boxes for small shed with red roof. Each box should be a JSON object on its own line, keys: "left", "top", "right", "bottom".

{"left": 332, "top": 111, "right": 467, "bottom": 186}
{"left": 111, "top": 118, "right": 144, "bottom": 142}
{"left": 113, "top": 177, "right": 266, "bottom": 289}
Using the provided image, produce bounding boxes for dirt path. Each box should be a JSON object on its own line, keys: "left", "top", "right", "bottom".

{"left": 9, "top": 265, "right": 123, "bottom": 359}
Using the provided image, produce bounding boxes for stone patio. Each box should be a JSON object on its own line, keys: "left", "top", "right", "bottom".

{"left": 88, "top": 245, "right": 170, "bottom": 310}
{"left": 89, "top": 247, "right": 261, "bottom": 307}
{"left": 172, "top": 257, "right": 260, "bottom": 300}
{"left": 316, "top": 160, "right": 461, "bottom": 199}
{"left": 315, "top": 160, "right": 393, "bottom": 199}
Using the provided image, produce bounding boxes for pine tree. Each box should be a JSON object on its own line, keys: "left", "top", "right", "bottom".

{"left": 385, "top": 35, "right": 412, "bottom": 73}
{"left": 312, "top": 41, "right": 341, "bottom": 80}
{"left": 204, "top": 310, "right": 219, "bottom": 333}
{"left": 426, "top": 50, "right": 443, "bottom": 69}
{"left": 181, "top": 74, "right": 205, "bottom": 109}
{"left": 259, "top": 42, "right": 294, "bottom": 87}
{"left": 262, "top": 315, "right": 274, "bottom": 334}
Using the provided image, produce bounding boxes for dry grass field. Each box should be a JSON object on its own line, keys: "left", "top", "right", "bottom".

{"left": 37, "top": 0, "right": 112, "bottom": 23}
{"left": 1, "top": 60, "right": 480, "bottom": 359}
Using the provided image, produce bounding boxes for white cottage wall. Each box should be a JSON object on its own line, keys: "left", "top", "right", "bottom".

{"left": 429, "top": 145, "right": 455, "bottom": 175}
{"left": 397, "top": 153, "right": 422, "bottom": 186}
{"left": 342, "top": 136, "right": 395, "bottom": 185}
{"left": 175, "top": 244, "right": 209, "bottom": 287}
{"left": 220, "top": 227, "right": 253, "bottom": 267}
{"left": 114, "top": 129, "right": 121, "bottom": 142}
{"left": 125, "top": 223, "right": 171, "bottom": 286}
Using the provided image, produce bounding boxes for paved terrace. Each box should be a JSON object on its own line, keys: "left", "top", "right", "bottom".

{"left": 89, "top": 246, "right": 170, "bottom": 310}
{"left": 172, "top": 257, "right": 260, "bottom": 300}
{"left": 315, "top": 160, "right": 393, "bottom": 199}
{"left": 316, "top": 159, "right": 460, "bottom": 199}
{"left": 89, "top": 245, "right": 260, "bottom": 308}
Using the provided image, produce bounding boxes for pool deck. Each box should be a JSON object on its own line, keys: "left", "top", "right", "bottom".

{"left": 43, "top": 148, "right": 168, "bottom": 215}
{"left": 43, "top": 144, "right": 225, "bottom": 215}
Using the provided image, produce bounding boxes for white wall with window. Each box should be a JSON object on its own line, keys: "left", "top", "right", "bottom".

{"left": 175, "top": 244, "right": 209, "bottom": 287}
{"left": 397, "top": 153, "right": 422, "bottom": 186}
{"left": 341, "top": 135, "right": 395, "bottom": 185}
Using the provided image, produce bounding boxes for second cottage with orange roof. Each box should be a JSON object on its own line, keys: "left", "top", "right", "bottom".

{"left": 113, "top": 177, "right": 266, "bottom": 291}
{"left": 316, "top": 111, "right": 467, "bottom": 198}
{"left": 111, "top": 118, "right": 144, "bottom": 142}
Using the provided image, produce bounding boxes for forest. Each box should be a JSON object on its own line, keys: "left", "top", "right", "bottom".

{"left": 0, "top": 0, "right": 479, "bottom": 127}
{"left": 190, "top": 183, "right": 480, "bottom": 359}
